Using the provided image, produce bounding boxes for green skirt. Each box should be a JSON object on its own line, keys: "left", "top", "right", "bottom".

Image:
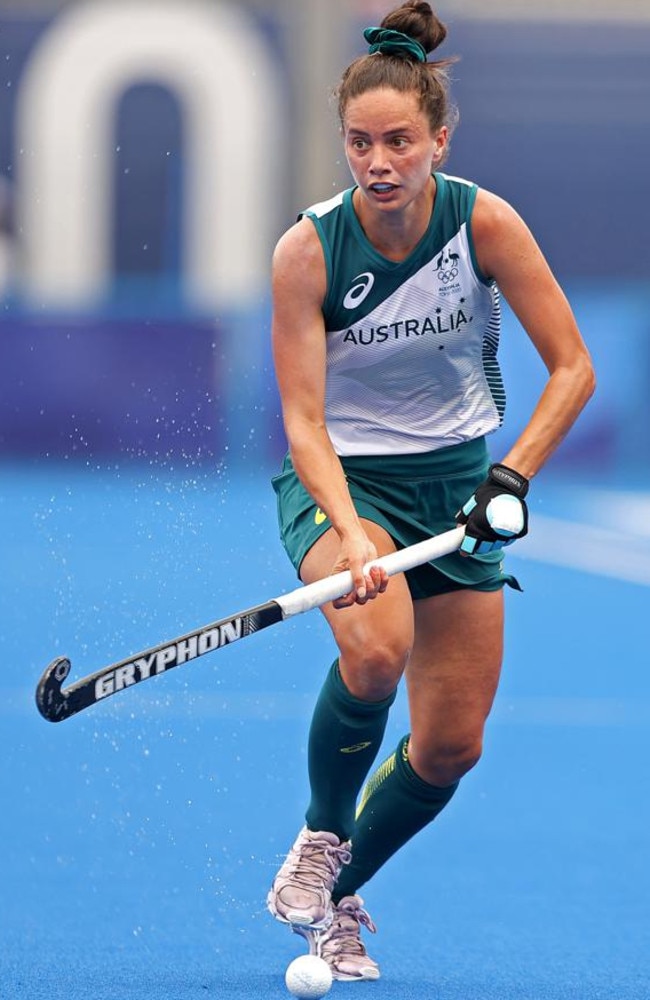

{"left": 271, "top": 437, "right": 521, "bottom": 599}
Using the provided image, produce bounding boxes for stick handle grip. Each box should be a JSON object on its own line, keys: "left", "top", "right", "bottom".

{"left": 276, "top": 525, "right": 465, "bottom": 618}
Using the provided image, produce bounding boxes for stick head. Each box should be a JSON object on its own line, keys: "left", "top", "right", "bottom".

{"left": 35, "top": 657, "right": 72, "bottom": 722}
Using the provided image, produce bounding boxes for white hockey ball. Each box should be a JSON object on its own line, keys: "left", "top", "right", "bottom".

{"left": 285, "top": 954, "right": 333, "bottom": 998}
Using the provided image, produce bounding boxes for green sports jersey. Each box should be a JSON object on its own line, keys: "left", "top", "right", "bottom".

{"left": 301, "top": 172, "right": 505, "bottom": 456}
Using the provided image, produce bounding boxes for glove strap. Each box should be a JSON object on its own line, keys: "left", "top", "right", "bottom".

{"left": 488, "top": 463, "right": 529, "bottom": 499}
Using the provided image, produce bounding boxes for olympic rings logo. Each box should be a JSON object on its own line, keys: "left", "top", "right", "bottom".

{"left": 437, "top": 266, "right": 458, "bottom": 284}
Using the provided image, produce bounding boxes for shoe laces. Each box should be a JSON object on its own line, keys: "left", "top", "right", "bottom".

{"left": 289, "top": 833, "right": 352, "bottom": 893}
{"left": 322, "top": 896, "right": 377, "bottom": 957}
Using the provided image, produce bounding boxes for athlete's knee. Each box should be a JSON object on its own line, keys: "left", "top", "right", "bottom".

{"left": 338, "top": 634, "right": 410, "bottom": 701}
{"left": 410, "top": 734, "right": 483, "bottom": 786}
{"left": 443, "top": 736, "right": 483, "bottom": 779}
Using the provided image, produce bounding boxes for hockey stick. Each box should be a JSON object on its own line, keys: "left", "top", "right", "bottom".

{"left": 35, "top": 525, "right": 464, "bottom": 723}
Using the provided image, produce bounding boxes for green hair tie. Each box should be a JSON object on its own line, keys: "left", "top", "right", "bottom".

{"left": 363, "top": 26, "right": 427, "bottom": 63}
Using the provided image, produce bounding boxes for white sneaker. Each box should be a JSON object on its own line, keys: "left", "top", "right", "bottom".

{"left": 267, "top": 827, "right": 352, "bottom": 930}
{"left": 295, "top": 894, "right": 380, "bottom": 981}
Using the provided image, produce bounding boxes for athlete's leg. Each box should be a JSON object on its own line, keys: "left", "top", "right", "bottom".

{"left": 268, "top": 521, "right": 415, "bottom": 928}
{"left": 334, "top": 587, "right": 504, "bottom": 897}
{"left": 299, "top": 520, "right": 415, "bottom": 836}
{"left": 407, "top": 588, "right": 504, "bottom": 785}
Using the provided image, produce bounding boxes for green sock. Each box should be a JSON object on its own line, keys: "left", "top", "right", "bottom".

{"left": 305, "top": 660, "right": 396, "bottom": 841}
{"left": 333, "top": 734, "right": 458, "bottom": 901}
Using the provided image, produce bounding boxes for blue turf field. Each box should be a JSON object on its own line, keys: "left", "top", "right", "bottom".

{"left": 2, "top": 461, "right": 650, "bottom": 999}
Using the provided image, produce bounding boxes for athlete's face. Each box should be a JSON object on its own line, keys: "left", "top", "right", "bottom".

{"left": 343, "top": 87, "right": 447, "bottom": 212}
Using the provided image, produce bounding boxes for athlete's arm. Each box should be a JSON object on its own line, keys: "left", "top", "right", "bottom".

{"left": 471, "top": 189, "right": 595, "bottom": 479}
{"left": 271, "top": 218, "right": 386, "bottom": 602}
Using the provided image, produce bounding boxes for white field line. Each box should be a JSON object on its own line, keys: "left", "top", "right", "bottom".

{"left": 514, "top": 514, "right": 650, "bottom": 587}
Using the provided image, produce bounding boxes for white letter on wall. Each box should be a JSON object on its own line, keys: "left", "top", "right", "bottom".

{"left": 15, "top": 0, "right": 285, "bottom": 311}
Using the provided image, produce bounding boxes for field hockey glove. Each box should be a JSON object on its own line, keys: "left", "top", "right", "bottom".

{"left": 457, "top": 463, "right": 529, "bottom": 555}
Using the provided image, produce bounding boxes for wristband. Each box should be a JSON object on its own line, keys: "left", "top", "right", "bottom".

{"left": 488, "top": 464, "right": 529, "bottom": 499}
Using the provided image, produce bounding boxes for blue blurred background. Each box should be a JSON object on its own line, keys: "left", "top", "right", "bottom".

{"left": 2, "top": 2, "right": 650, "bottom": 998}
{"left": 1, "top": 0, "right": 648, "bottom": 476}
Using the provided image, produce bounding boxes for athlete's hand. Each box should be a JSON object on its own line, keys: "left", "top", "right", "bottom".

{"left": 331, "top": 534, "right": 389, "bottom": 609}
{"left": 456, "top": 463, "right": 529, "bottom": 555}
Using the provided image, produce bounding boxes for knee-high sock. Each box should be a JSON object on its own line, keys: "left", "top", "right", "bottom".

{"left": 305, "top": 660, "right": 396, "bottom": 841}
{"left": 333, "top": 734, "right": 458, "bottom": 901}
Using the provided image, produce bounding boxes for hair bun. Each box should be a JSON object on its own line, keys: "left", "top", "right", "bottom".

{"left": 381, "top": 1, "right": 447, "bottom": 56}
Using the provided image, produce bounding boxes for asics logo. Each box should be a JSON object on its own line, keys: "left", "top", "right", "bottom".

{"left": 340, "top": 741, "right": 372, "bottom": 754}
{"left": 343, "top": 272, "right": 375, "bottom": 309}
